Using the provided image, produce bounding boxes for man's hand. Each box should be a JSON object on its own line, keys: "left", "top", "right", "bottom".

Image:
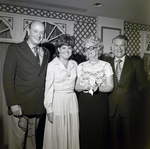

{"left": 11, "top": 105, "right": 22, "bottom": 117}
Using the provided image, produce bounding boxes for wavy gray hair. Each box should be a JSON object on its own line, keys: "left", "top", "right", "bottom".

{"left": 82, "top": 36, "right": 104, "bottom": 57}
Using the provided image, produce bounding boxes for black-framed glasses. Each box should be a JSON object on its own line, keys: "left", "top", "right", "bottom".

{"left": 84, "top": 46, "right": 97, "bottom": 52}
{"left": 18, "top": 115, "right": 34, "bottom": 138}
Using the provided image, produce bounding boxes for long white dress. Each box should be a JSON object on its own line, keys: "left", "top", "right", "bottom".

{"left": 43, "top": 57, "right": 79, "bottom": 149}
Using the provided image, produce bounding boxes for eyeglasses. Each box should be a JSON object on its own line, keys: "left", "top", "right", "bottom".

{"left": 18, "top": 115, "right": 34, "bottom": 138}
{"left": 83, "top": 46, "right": 97, "bottom": 52}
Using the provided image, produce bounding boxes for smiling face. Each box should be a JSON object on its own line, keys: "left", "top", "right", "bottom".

{"left": 27, "top": 21, "right": 44, "bottom": 46}
{"left": 58, "top": 45, "right": 72, "bottom": 60}
{"left": 84, "top": 42, "right": 99, "bottom": 60}
{"left": 112, "top": 39, "right": 127, "bottom": 58}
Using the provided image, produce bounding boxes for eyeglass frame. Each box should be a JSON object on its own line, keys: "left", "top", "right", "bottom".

{"left": 18, "top": 115, "right": 34, "bottom": 138}
{"left": 83, "top": 46, "right": 98, "bottom": 52}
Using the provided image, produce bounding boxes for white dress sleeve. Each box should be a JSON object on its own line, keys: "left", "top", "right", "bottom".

{"left": 77, "top": 63, "right": 83, "bottom": 77}
{"left": 44, "top": 62, "right": 55, "bottom": 113}
{"left": 104, "top": 62, "right": 113, "bottom": 77}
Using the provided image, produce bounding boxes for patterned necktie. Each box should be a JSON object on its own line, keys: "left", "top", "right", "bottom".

{"left": 116, "top": 59, "right": 122, "bottom": 82}
{"left": 34, "top": 46, "right": 40, "bottom": 65}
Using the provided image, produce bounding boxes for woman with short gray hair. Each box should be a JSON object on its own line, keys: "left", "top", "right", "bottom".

{"left": 75, "top": 35, "right": 113, "bottom": 149}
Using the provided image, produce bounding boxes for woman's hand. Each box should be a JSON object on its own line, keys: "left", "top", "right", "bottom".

{"left": 47, "top": 112, "right": 54, "bottom": 123}
{"left": 84, "top": 83, "right": 91, "bottom": 91}
{"left": 99, "top": 74, "right": 114, "bottom": 93}
{"left": 75, "top": 77, "right": 91, "bottom": 92}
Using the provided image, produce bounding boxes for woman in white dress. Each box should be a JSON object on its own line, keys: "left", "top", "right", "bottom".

{"left": 43, "top": 34, "right": 79, "bottom": 149}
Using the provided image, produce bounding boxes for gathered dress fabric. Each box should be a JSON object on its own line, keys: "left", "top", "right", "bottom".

{"left": 43, "top": 57, "right": 79, "bottom": 149}
{"left": 77, "top": 60, "right": 113, "bottom": 149}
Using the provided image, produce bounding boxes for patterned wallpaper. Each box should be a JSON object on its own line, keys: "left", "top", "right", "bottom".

{"left": 1, "top": 3, "right": 150, "bottom": 63}
{"left": 124, "top": 22, "right": 150, "bottom": 79}
{"left": 0, "top": 3, "right": 97, "bottom": 63}
{"left": 124, "top": 22, "right": 150, "bottom": 56}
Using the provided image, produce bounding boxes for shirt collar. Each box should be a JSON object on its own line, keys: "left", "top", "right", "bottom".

{"left": 54, "top": 57, "right": 76, "bottom": 71}
{"left": 115, "top": 55, "right": 126, "bottom": 63}
{"left": 26, "top": 41, "right": 41, "bottom": 51}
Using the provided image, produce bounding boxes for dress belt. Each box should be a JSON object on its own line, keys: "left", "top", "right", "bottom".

{"left": 55, "top": 90, "right": 74, "bottom": 94}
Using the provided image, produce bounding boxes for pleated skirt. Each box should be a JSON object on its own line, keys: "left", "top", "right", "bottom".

{"left": 43, "top": 91, "right": 79, "bottom": 149}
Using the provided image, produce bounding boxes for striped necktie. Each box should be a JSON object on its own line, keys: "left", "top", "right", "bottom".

{"left": 33, "top": 46, "right": 40, "bottom": 65}
{"left": 116, "top": 59, "right": 122, "bottom": 82}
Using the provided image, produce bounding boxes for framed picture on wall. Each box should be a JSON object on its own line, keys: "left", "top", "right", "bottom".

{"left": 145, "top": 33, "right": 150, "bottom": 51}
{"left": 101, "top": 26, "right": 121, "bottom": 54}
{"left": 140, "top": 31, "right": 150, "bottom": 56}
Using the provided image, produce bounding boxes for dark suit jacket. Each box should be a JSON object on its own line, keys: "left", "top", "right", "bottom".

{"left": 3, "top": 41, "right": 50, "bottom": 115}
{"left": 108, "top": 56, "right": 148, "bottom": 118}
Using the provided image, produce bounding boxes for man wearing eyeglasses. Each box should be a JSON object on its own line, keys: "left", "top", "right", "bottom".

{"left": 108, "top": 35, "right": 148, "bottom": 149}
{"left": 3, "top": 21, "right": 50, "bottom": 149}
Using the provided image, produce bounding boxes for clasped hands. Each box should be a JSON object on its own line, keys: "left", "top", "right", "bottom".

{"left": 83, "top": 77, "right": 99, "bottom": 95}
{"left": 84, "top": 83, "right": 97, "bottom": 91}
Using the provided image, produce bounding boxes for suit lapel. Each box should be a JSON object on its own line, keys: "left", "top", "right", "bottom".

{"left": 38, "top": 46, "right": 49, "bottom": 76}
{"left": 20, "top": 41, "right": 41, "bottom": 70}
{"left": 119, "top": 56, "right": 132, "bottom": 85}
{"left": 110, "top": 58, "right": 118, "bottom": 85}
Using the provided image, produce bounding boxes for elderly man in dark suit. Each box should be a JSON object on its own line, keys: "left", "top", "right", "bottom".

{"left": 3, "top": 21, "right": 50, "bottom": 149}
{"left": 108, "top": 35, "right": 148, "bottom": 149}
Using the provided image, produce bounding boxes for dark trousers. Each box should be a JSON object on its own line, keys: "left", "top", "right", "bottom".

{"left": 36, "top": 113, "right": 46, "bottom": 149}
{"left": 109, "top": 108, "right": 142, "bottom": 149}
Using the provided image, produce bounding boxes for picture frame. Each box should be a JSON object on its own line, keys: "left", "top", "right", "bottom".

{"left": 140, "top": 31, "right": 150, "bottom": 56}
{"left": 101, "top": 26, "right": 121, "bottom": 54}
{"left": 145, "top": 33, "right": 150, "bottom": 51}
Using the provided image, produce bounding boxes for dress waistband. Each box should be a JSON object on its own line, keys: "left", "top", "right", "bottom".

{"left": 55, "top": 90, "right": 74, "bottom": 94}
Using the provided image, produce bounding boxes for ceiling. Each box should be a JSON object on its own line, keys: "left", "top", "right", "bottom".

{"left": 1, "top": 0, "right": 150, "bottom": 25}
